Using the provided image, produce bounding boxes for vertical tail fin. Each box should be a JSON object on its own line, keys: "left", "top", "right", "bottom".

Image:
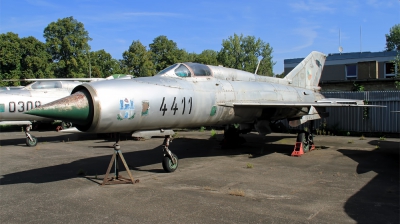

{"left": 283, "top": 51, "right": 326, "bottom": 89}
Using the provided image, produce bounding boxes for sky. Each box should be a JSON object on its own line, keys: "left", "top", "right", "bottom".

{"left": 0, "top": 0, "right": 399, "bottom": 74}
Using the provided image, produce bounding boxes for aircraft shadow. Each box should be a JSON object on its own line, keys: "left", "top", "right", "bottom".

{"left": 0, "top": 133, "right": 294, "bottom": 186}
{"left": 339, "top": 142, "right": 399, "bottom": 224}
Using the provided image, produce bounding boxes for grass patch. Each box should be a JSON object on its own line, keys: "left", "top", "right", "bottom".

{"left": 199, "top": 126, "right": 206, "bottom": 132}
{"left": 360, "top": 135, "right": 365, "bottom": 140}
{"left": 229, "top": 189, "right": 245, "bottom": 197}
{"left": 246, "top": 163, "right": 253, "bottom": 169}
{"left": 77, "top": 169, "right": 86, "bottom": 176}
{"left": 204, "top": 186, "right": 212, "bottom": 191}
{"left": 210, "top": 129, "right": 217, "bottom": 138}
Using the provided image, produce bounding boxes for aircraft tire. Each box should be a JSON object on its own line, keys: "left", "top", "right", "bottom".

{"left": 26, "top": 136, "right": 38, "bottom": 147}
{"left": 162, "top": 153, "right": 178, "bottom": 173}
{"left": 296, "top": 132, "right": 309, "bottom": 153}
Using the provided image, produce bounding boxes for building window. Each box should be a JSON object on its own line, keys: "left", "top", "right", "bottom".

{"left": 384, "top": 62, "right": 396, "bottom": 78}
{"left": 345, "top": 64, "right": 357, "bottom": 80}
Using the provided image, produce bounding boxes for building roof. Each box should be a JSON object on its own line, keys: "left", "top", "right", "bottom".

{"left": 284, "top": 51, "right": 397, "bottom": 65}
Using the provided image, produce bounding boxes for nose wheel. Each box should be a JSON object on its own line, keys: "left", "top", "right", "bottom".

{"left": 161, "top": 135, "right": 179, "bottom": 172}
{"left": 162, "top": 153, "right": 178, "bottom": 172}
{"left": 25, "top": 125, "right": 37, "bottom": 147}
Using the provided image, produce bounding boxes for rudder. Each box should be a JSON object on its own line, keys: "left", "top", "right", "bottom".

{"left": 283, "top": 51, "right": 326, "bottom": 89}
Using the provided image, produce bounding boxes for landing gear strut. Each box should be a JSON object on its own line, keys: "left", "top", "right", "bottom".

{"left": 25, "top": 124, "right": 37, "bottom": 147}
{"left": 296, "top": 132, "right": 313, "bottom": 153}
{"left": 221, "top": 125, "right": 246, "bottom": 149}
{"left": 292, "top": 121, "right": 315, "bottom": 156}
{"left": 161, "top": 135, "right": 178, "bottom": 172}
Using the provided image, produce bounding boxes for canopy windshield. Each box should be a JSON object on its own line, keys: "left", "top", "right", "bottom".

{"left": 30, "top": 81, "right": 62, "bottom": 89}
{"left": 156, "top": 63, "right": 212, "bottom": 77}
{"left": 156, "top": 64, "right": 179, "bottom": 75}
{"left": 184, "top": 63, "right": 212, "bottom": 76}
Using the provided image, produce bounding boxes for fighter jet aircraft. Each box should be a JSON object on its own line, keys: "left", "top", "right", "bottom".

{"left": 26, "top": 51, "right": 381, "bottom": 172}
{"left": 0, "top": 75, "right": 133, "bottom": 146}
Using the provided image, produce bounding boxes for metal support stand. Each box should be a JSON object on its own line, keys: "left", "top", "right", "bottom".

{"left": 291, "top": 142, "right": 305, "bottom": 157}
{"left": 102, "top": 134, "right": 139, "bottom": 186}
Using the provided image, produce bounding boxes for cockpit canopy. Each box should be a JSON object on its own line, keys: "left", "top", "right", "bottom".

{"left": 156, "top": 62, "right": 212, "bottom": 77}
{"left": 30, "top": 81, "right": 62, "bottom": 89}
{"left": 24, "top": 81, "right": 81, "bottom": 90}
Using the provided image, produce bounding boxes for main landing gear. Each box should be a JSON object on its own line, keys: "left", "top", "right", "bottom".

{"left": 292, "top": 121, "right": 315, "bottom": 156}
{"left": 61, "top": 121, "right": 73, "bottom": 129}
{"left": 161, "top": 135, "right": 178, "bottom": 172}
{"left": 220, "top": 125, "right": 246, "bottom": 149}
{"left": 25, "top": 124, "right": 37, "bottom": 147}
{"left": 56, "top": 121, "right": 73, "bottom": 131}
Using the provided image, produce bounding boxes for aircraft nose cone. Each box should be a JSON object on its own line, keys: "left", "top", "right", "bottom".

{"left": 25, "top": 91, "right": 91, "bottom": 125}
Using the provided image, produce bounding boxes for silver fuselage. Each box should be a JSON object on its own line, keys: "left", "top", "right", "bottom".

{"left": 77, "top": 65, "right": 325, "bottom": 133}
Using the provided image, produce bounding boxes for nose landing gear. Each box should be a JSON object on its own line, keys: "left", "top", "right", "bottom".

{"left": 25, "top": 125, "right": 37, "bottom": 147}
{"left": 161, "top": 135, "right": 178, "bottom": 172}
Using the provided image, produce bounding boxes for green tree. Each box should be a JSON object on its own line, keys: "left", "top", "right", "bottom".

{"left": 217, "top": 33, "right": 275, "bottom": 76}
{"left": 393, "top": 53, "right": 400, "bottom": 89}
{"left": 195, "top": 49, "right": 219, "bottom": 65}
{"left": 257, "top": 42, "right": 275, "bottom": 76}
{"left": 275, "top": 71, "right": 285, "bottom": 78}
{"left": 180, "top": 51, "right": 197, "bottom": 63}
{"left": 44, "top": 16, "right": 92, "bottom": 78}
{"left": 0, "top": 32, "right": 22, "bottom": 86}
{"left": 386, "top": 24, "right": 400, "bottom": 51}
{"left": 121, "top": 40, "right": 155, "bottom": 77}
{"left": 19, "top": 36, "right": 53, "bottom": 80}
{"left": 0, "top": 33, "right": 53, "bottom": 87}
{"left": 89, "top": 50, "right": 122, "bottom": 78}
{"left": 149, "top": 35, "right": 181, "bottom": 72}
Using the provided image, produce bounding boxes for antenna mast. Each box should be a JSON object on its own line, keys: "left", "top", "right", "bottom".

{"left": 255, "top": 59, "right": 261, "bottom": 74}
{"left": 360, "top": 26, "right": 362, "bottom": 53}
{"left": 339, "top": 28, "right": 343, "bottom": 55}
